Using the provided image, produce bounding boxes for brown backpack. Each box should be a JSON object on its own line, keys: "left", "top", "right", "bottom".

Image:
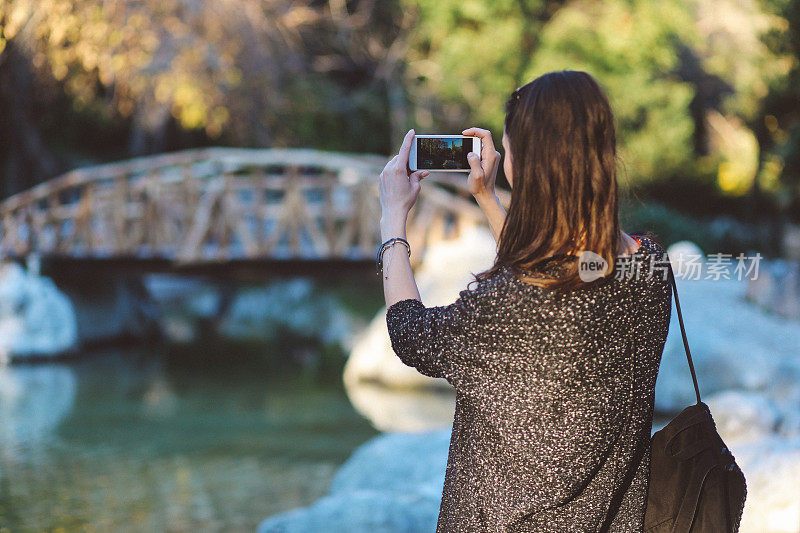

{"left": 644, "top": 260, "right": 747, "bottom": 532}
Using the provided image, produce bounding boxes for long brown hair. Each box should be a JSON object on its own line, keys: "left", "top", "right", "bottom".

{"left": 471, "top": 70, "right": 623, "bottom": 293}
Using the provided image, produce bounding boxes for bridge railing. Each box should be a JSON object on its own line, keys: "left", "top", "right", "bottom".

{"left": 0, "top": 148, "right": 509, "bottom": 267}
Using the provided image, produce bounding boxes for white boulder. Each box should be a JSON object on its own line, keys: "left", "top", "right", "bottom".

{"left": 665, "top": 240, "right": 706, "bottom": 279}
{"left": 744, "top": 258, "right": 800, "bottom": 321}
{"left": 257, "top": 430, "right": 447, "bottom": 533}
{"left": 730, "top": 437, "right": 800, "bottom": 533}
{"left": 705, "top": 390, "right": 783, "bottom": 443}
{"left": 328, "top": 429, "right": 450, "bottom": 496}
{"left": 654, "top": 275, "right": 800, "bottom": 419}
{"left": 257, "top": 489, "right": 440, "bottom": 533}
{"left": 343, "top": 381, "right": 455, "bottom": 432}
{"left": 0, "top": 262, "right": 78, "bottom": 362}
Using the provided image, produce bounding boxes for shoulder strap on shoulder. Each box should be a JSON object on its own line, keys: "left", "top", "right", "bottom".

{"left": 667, "top": 259, "right": 703, "bottom": 405}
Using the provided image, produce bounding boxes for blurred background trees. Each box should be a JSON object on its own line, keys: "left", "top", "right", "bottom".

{"left": 0, "top": 0, "right": 798, "bottom": 248}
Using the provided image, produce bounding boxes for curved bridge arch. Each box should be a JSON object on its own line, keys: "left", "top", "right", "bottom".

{"left": 0, "top": 148, "right": 509, "bottom": 270}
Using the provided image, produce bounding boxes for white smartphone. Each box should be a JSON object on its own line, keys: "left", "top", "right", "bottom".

{"left": 409, "top": 134, "right": 482, "bottom": 172}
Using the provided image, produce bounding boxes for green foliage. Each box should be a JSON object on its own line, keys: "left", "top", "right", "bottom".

{"left": 277, "top": 77, "right": 392, "bottom": 154}
{"left": 405, "top": 0, "right": 699, "bottom": 185}
{"left": 0, "top": 0, "right": 404, "bottom": 158}
{"left": 403, "top": 0, "right": 797, "bottom": 199}
{"left": 620, "top": 199, "right": 770, "bottom": 255}
{"left": 402, "top": 0, "right": 699, "bottom": 185}
{"left": 402, "top": 0, "right": 541, "bottom": 131}
{"left": 757, "top": 0, "right": 800, "bottom": 213}
{"left": 622, "top": 200, "right": 717, "bottom": 252}
{"left": 526, "top": 0, "right": 699, "bottom": 184}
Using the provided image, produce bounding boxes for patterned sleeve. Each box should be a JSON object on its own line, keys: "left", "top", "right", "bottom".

{"left": 385, "top": 286, "right": 483, "bottom": 385}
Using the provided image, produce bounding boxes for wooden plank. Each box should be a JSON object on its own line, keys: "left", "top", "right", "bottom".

{"left": 222, "top": 177, "right": 259, "bottom": 258}
{"left": 176, "top": 179, "right": 225, "bottom": 263}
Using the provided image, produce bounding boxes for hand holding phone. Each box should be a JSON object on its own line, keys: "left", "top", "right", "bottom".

{"left": 461, "top": 127, "right": 501, "bottom": 199}
{"left": 409, "top": 134, "right": 482, "bottom": 172}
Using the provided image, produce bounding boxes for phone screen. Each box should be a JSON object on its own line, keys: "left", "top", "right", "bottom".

{"left": 417, "top": 137, "right": 472, "bottom": 170}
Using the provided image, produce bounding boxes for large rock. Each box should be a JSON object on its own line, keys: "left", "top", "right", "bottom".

{"left": 782, "top": 222, "right": 800, "bottom": 260}
{"left": 141, "top": 274, "right": 226, "bottom": 343}
{"left": 704, "top": 390, "right": 784, "bottom": 443}
{"left": 654, "top": 272, "right": 800, "bottom": 418}
{"left": 703, "top": 390, "right": 800, "bottom": 533}
{"left": 735, "top": 438, "right": 800, "bottom": 533}
{"left": 665, "top": 240, "right": 706, "bottom": 278}
{"left": 328, "top": 430, "right": 449, "bottom": 496}
{"left": 142, "top": 275, "right": 357, "bottom": 347}
{"left": 257, "top": 489, "right": 440, "bottom": 533}
{"left": 0, "top": 262, "right": 78, "bottom": 362}
{"left": 744, "top": 257, "right": 800, "bottom": 321}
{"left": 343, "top": 381, "right": 455, "bottom": 432}
{"left": 257, "top": 430, "right": 447, "bottom": 533}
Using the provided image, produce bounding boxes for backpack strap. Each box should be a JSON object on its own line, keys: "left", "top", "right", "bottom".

{"left": 666, "top": 259, "right": 703, "bottom": 405}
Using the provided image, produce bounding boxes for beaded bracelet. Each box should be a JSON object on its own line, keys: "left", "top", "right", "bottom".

{"left": 376, "top": 237, "right": 411, "bottom": 276}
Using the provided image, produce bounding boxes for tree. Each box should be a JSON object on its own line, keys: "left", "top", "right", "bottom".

{"left": 0, "top": 0, "right": 412, "bottom": 196}
{"left": 401, "top": 0, "right": 565, "bottom": 137}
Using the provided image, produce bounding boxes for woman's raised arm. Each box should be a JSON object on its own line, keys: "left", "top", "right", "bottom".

{"left": 475, "top": 191, "right": 507, "bottom": 244}
{"left": 379, "top": 129, "right": 429, "bottom": 308}
{"left": 462, "top": 127, "right": 507, "bottom": 244}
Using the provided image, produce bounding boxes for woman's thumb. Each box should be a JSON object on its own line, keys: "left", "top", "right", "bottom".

{"left": 467, "top": 152, "right": 483, "bottom": 175}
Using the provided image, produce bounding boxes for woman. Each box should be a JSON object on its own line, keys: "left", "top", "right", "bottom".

{"left": 377, "top": 70, "right": 671, "bottom": 532}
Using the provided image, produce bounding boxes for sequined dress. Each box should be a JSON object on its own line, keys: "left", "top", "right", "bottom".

{"left": 385, "top": 233, "right": 672, "bottom": 532}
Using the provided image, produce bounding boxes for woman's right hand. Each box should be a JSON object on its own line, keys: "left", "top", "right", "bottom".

{"left": 462, "top": 127, "right": 501, "bottom": 200}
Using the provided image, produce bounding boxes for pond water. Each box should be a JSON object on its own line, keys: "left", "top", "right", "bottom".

{"left": 0, "top": 346, "right": 379, "bottom": 532}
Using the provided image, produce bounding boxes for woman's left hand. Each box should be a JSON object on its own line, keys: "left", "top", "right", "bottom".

{"left": 379, "top": 129, "right": 430, "bottom": 221}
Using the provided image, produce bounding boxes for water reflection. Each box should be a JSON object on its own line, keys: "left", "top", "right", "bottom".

{"left": 0, "top": 364, "right": 76, "bottom": 458}
{"left": 0, "top": 348, "right": 378, "bottom": 531}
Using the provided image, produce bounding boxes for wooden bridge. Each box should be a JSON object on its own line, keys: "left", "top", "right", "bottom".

{"left": 0, "top": 148, "right": 509, "bottom": 276}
